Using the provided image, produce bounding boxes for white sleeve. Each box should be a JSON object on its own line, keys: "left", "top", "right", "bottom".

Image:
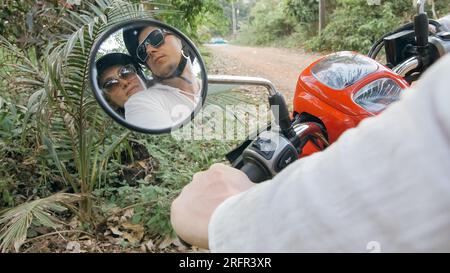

{"left": 208, "top": 54, "right": 450, "bottom": 252}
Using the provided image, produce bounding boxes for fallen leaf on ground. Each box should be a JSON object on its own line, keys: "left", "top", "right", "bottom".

{"left": 123, "top": 208, "right": 134, "bottom": 219}
{"left": 66, "top": 241, "right": 81, "bottom": 253}
{"left": 172, "top": 237, "right": 188, "bottom": 252}
{"left": 121, "top": 222, "right": 143, "bottom": 232}
{"left": 121, "top": 222, "right": 144, "bottom": 243}
{"left": 137, "top": 160, "right": 147, "bottom": 169}
{"left": 145, "top": 240, "right": 155, "bottom": 251}
{"left": 140, "top": 244, "right": 146, "bottom": 252}
{"left": 158, "top": 235, "right": 174, "bottom": 249}
{"left": 110, "top": 227, "right": 123, "bottom": 236}
{"left": 122, "top": 232, "right": 139, "bottom": 244}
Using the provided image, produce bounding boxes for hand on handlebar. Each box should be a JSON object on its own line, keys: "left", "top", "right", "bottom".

{"left": 170, "top": 163, "right": 256, "bottom": 249}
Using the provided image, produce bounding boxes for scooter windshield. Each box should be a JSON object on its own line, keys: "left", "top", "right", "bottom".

{"left": 311, "top": 52, "right": 378, "bottom": 90}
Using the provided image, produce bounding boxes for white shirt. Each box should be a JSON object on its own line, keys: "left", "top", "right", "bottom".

{"left": 124, "top": 83, "right": 199, "bottom": 130}
{"left": 209, "top": 54, "right": 450, "bottom": 252}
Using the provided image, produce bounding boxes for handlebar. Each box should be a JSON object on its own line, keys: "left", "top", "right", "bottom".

{"left": 393, "top": 56, "right": 419, "bottom": 77}
{"left": 240, "top": 161, "right": 270, "bottom": 183}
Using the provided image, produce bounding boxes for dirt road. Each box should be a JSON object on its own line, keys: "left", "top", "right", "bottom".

{"left": 207, "top": 44, "right": 323, "bottom": 99}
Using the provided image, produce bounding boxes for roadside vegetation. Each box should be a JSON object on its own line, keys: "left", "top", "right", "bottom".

{"left": 234, "top": 0, "right": 450, "bottom": 53}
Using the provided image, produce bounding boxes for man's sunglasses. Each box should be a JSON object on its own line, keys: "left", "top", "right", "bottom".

{"left": 101, "top": 64, "right": 137, "bottom": 92}
{"left": 136, "top": 29, "right": 168, "bottom": 63}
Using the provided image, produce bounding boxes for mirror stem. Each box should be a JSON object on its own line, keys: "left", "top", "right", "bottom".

{"left": 207, "top": 75, "right": 294, "bottom": 137}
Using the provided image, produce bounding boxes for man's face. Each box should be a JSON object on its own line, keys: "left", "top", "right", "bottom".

{"left": 138, "top": 26, "right": 182, "bottom": 78}
{"left": 99, "top": 64, "right": 145, "bottom": 108}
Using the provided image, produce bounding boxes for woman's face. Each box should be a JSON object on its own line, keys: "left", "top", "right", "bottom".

{"left": 99, "top": 64, "right": 145, "bottom": 108}
{"left": 138, "top": 26, "right": 182, "bottom": 78}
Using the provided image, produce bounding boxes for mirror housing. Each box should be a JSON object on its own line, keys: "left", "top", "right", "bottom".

{"left": 88, "top": 19, "right": 208, "bottom": 134}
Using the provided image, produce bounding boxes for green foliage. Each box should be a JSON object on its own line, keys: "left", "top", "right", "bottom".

{"left": 97, "top": 183, "right": 174, "bottom": 236}
{"left": 1, "top": 0, "right": 243, "bottom": 249}
{"left": 94, "top": 134, "right": 236, "bottom": 237}
{"left": 0, "top": 0, "right": 163, "bottom": 237}
{"left": 236, "top": 0, "right": 296, "bottom": 45}
{"left": 0, "top": 98, "right": 40, "bottom": 208}
{"left": 196, "top": 3, "right": 231, "bottom": 40}
{"left": 0, "top": 1, "right": 92, "bottom": 66}
{"left": 237, "top": 0, "right": 450, "bottom": 52}
{"left": 306, "top": 0, "right": 450, "bottom": 53}
{"left": 307, "top": 0, "right": 403, "bottom": 53}
{"left": 38, "top": 1, "right": 163, "bottom": 221}
{"left": 153, "top": 0, "right": 227, "bottom": 42}
{"left": 284, "top": 0, "right": 319, "bottom": 23}
{"left": 0, "top": 38, "right": 54, "bottom": 208}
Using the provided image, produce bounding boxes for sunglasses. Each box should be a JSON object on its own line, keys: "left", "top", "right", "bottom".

{"left": 101, "top": 64, "right": 137, "bottom": 92}
{"left": 136, "top": 28, "right": 168, "bottom": 63}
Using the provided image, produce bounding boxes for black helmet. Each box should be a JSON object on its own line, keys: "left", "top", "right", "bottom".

{"left": 122, "top": 26, "right": 193, "bottom": 82}
{"left": 95, "top": 52, "right": 145, "bottom": 85}
{"left": 123, "top": 26, "right": 146, "bottom": 65}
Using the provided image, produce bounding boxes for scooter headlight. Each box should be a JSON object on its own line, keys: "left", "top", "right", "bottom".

{"left": 353, "top": 78, "right": 404, "bottom": 113}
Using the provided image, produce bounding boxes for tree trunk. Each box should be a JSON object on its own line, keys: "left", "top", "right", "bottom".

{"left": 429, "top": 0, "right": 437, "bottom": 19}
{"left": 232, "top": 0, "right": 237, "bottom": 37}
{"left": 319, "top": 0, "right": 326, "bottom": 35}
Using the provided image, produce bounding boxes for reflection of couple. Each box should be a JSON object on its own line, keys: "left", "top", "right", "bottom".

{"left": 96, "top": 26, "right": 201, "bottom": 129}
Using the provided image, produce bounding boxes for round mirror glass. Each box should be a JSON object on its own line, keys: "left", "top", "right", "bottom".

{"left": 89, "top": 19, "right": 207, "bottom": 134}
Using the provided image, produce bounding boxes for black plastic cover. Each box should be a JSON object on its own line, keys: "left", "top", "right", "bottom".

{"left": 275, "top": 147, "right": 297, "bottom": 172}
{"left": 384, "top": 29, "right": 416, "bottom": 67}
{"left": 311, "top": 52, "right": 379, "bottom": 90}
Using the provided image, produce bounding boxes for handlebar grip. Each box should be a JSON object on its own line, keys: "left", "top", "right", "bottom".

{"left": 415, "top": 13, "right": 429, "bottom": 48}
{"left": 240, "top": 161, "right": 270, "bottom": 183}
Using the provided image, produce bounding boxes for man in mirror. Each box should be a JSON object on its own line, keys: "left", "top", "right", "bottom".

{"left": 124, "top": 25, "right": 201, "bottom": 99}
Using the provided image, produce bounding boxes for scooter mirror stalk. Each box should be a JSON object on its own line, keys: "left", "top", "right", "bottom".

{"left": 417, "top": 0, "right": 426, "bottom": 14}
{"left": 207, "top": 75, "right": 295, "bottom": 139}
{"left": 268, "top": 93, "right": 295, "bottom": 139}
{"left": 414, "top": 0, "right": 430, "bottom": 68}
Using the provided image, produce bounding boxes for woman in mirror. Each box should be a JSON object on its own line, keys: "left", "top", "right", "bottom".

{"left": 96, "top": 53, "right": 148, "bottom": 116}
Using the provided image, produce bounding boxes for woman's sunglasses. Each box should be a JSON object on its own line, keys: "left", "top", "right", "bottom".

{"left": 136, "top": 29, "right": 168, "bottom": 63}
{"left": 101, "top": 64, "right": 137, "bottom": 92}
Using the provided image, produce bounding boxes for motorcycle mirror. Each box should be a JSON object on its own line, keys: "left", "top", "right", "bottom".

{"left": 88, "top": 19, "right": 207, "bottom": 134}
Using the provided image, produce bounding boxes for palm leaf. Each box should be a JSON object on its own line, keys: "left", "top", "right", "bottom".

{"left": 0, "top": 193, "right": 79, "bottom": 253}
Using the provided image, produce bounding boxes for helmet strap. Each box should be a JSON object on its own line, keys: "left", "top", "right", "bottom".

{"left": 153, "top": 49, "right": 191, "bottom": 84}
